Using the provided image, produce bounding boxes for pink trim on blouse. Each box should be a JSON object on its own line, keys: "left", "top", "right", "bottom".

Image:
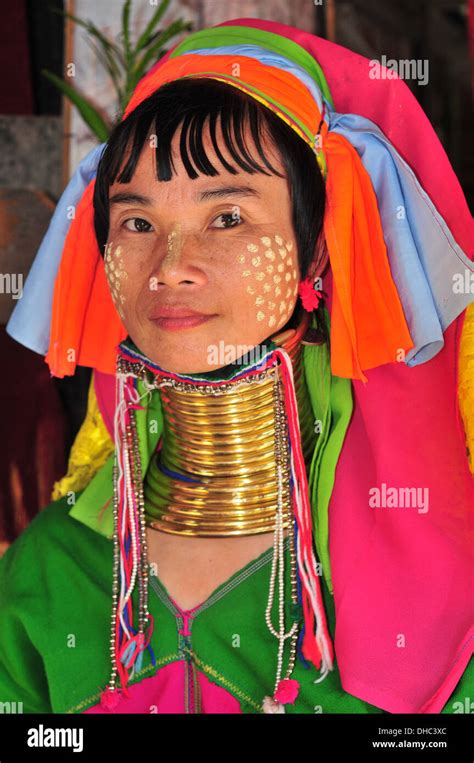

{"left": 83, "top": 660, "right": 242, "bottom": 714}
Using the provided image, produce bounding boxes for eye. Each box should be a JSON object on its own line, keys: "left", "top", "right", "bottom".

{"left": 211, "top": 211, "right": 243, "bottom": 229}
{"left": 122, "top": 217, "right": 154, "bottom": 233}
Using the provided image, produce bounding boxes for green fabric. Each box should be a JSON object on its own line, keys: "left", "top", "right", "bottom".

{"left": 304, "top": 308, "right": 353, "bottom": 593}
{"left": 169, "top": 25, "right": 335, "bottom": 108}
{"left": 0, "top": 493, "right": 472, "bottom": 714}
{"left": 0, "top": 495, "right": 110, "bottom": 713}
{"left": 150, "top": 534, "right": 385, "bottom": 714}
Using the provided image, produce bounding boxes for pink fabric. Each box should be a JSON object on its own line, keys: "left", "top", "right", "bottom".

{"left": 83, "top": 660, "right": 242, "bottom": 713}
{"left": 92, "top": 18, "right": 474, "bottom": 713}
{"left": 325, "top": 267, "right": 473, "bottom": 713}
{"left": 94, "top": 369, "right": 115, "bottom": 440}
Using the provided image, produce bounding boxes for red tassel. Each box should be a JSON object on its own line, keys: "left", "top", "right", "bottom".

{"left": 298, "top": 278, "right": 323, "bottom": 311}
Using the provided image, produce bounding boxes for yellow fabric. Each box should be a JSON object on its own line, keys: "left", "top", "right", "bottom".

{"left": 51, "top": 377, "right": 114, "bottom": 501}
{"left": 459, "top": 302, "right": 474, "bottom": 474}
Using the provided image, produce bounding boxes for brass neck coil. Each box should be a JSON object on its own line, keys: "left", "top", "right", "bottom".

{"left": 143, "top": 310, "right": 315, "bottom": 536}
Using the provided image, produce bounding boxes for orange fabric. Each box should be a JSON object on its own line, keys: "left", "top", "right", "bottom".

{"left": 46, "top": 183, "right": 126, "bottom": 377}
{"left": 324, "top": 133, "right": 414, "bottom": 381}
{"left": 46, "top": 53, "right": 413, "bottom": 381}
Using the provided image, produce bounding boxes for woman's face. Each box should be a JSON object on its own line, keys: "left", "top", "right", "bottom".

{"left": 105, "top": 118, "right": 300, "bottom": 373}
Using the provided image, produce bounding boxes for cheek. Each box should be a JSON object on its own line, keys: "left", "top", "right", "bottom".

{"left": 234, "top": 233, "right": 298, "bottom": 331}
{"left": 104, "top": 242, "right": 132, "bottom": 321}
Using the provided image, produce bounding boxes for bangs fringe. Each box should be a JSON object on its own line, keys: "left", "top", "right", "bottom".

{"left": 103, "top": 78, "right": 286, "bottom": 186}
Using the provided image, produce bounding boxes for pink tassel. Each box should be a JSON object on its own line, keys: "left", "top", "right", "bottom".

{"left": 274, "top": 678, "right": 300, "bottom": 704}
{"left": 110, "top": 370, "right": 148, "bottom": 697}
{"left": 99, "top": 687, "right": 124, "bottom": 711}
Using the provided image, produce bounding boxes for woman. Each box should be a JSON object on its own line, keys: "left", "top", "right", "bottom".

{"left": 1, "top": 18, "right": 472, "bottom": 715}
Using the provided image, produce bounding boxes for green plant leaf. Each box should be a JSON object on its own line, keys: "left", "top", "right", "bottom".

{"left": 85, "top": 36, "right": 124, "bottom": 106}
{"left": 42, "top": 70, "right": 111, "bottom": 141}
{"left": 135, "top": 0, "right": 171, "bottom": 52}
{"left": 131, "top": 20, "right": 191, "bottom": 85}
{"left": 45, "top": 2, "right": 193, "bottom": 130}
{"left": 121, "top": 0, "right": 132, "bottom": 65}
{"left": 47, "top": 5, "right": 126, "bottom": 68}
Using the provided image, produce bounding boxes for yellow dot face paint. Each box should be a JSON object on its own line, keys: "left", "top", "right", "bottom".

{"left": 163, "top": 224, "right": 183, "bottom": 267}
{"left": 235, "top": 234, "right": 299, "bottom": 332}
{"left": 104, "top": 241, "right": 128, "bottom": 321}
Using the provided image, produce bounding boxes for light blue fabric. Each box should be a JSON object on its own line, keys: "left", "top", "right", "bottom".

{"left": 327, "top": 108, "right": 474, "bottom": 365}
{"left": 6, "top": 143, "right": 107, "bottom": 355}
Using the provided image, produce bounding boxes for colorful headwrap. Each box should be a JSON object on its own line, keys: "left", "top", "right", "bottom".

{"left": 7, "top": 21, "right": 473, "bottom": 382}
{"left": 7, "top": 18, "right": 473, "bottom": 713}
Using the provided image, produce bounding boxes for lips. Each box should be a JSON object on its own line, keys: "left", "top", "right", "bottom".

{"left": 149, "top": 305, "right": 211, "bottom": 320}
{"left": 148, "top": 304, "right": 217, "bottom": 331}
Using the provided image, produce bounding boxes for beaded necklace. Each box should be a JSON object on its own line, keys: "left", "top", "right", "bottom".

{"left": 99, "top": 315, "right": 334, "bottom": 713}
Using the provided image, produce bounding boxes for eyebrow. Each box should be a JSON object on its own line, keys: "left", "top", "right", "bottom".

{"left": 198, "top": 185, "right": 261, "bottom": 202}
{"left": 109, "top": 185, "right": 261, "bottom": 206}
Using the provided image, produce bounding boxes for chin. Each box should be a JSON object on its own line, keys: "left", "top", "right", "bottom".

{"left": 133, "top": 326, "right": 270, "bottom": 375}
{"left": 161, "top": 360, "right": 221, "bottom": 375}
{"left": 141, "top": 349, "right": 216, "bottom": 375}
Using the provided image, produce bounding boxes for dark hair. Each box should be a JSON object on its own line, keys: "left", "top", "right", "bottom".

{"left": 93, "top": 77, "right": 329, "bottom": 342}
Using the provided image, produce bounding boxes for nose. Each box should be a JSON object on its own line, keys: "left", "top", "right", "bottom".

{"left": 152, "top": 227, "right": 207, "bottom": 289}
